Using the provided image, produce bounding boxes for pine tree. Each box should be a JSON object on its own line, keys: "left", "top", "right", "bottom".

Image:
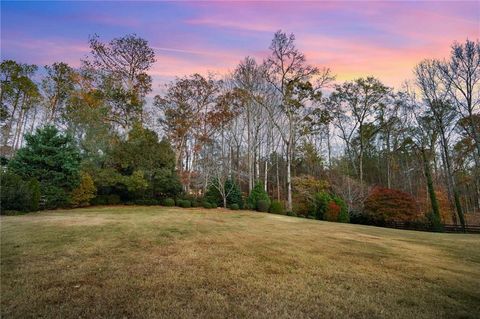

{"left": 8, "top": 125, "right": 81, "bottom": 208}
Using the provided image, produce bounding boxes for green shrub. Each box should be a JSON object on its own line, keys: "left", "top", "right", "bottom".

{"left": 0, "top": 171, "right": 40, "bottom": 213}
{"left": 134, "top": 199, "right": 159, "bottom": 205}
{"left": 269, "top": 200, "right": 284, "bottom": 214}
{"left": 178, "top": 199, "right": 191, "bottom": 208}
{"left": 286, "top": 211, "right": 297, "bottom": 217}
{"left": 91, "top": 195, "right": 107, "bottom": 205}
{"left": 230, "top": 203, "right": 239, "bottom": 210}
{"left": 204, "top": 180, "right": 222, "bottom": 207}
{"left": 247, "top": 181, "right": 270, "bottom": 210}
{"left": 202, "top": 202, "right": 212, "bottom": 209}
{"left": 191, "top": 200, "right": 202, "bottom": 207}
{"left": 107, "top": 194, "right": 121, "bottom": 205}
{"left": 257, "top": 200, "right": 270, "bottom": 212}
{"left": 225, "top": 179, "right": 243, "bottom": 208}
{"left": 92, "top": 194, "right": 121, "bottom": 206}
{"left": 311, "top": 192, "right": 332, "bottom": 220}
{"left": 28, "top": 179, "right": 41, "bottom": 211}
{"left": 309, "top": 192, "right": 349, "bottom": 223}
{"left": 162, "top": 198, "right": 175, "bottom": 206}
{"left": 42, "top": 185, "right": 71, "bottom": 209}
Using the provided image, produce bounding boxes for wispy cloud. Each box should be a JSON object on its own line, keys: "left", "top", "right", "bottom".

{"left": 2, "top": 0, "right": 478, "bottom": 89}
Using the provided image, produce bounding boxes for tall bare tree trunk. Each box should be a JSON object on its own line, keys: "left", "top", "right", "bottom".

{"left": 2, "top": 90, "right": 21, "bottom": 147}
{"left": 286, "top": 141, "right": 292, "bottom": 211}
{"left": 421, "top": 147, "right": 442, "bottom": 230}
{"left": 276, "top": 153, "right": 280, "bottom": 200}
{"left": 264, "top": 160, "right": 268, "bottom": 192}
{"left": 247, "top": 104, "right": 253, "bottom": 193}
{"left": 326, "top": 127, "right": 332, "bottom": 168}
{"left": 439, "top": 131, "right": 465, "bottom": 230}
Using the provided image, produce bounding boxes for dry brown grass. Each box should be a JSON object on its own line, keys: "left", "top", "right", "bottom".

{"left": 1, "top": 206, "right": 479, "bottom": 318}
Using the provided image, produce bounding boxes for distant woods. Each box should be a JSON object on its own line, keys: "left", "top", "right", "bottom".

{"left": 1, "top": 32, "right": 479, "bottom": 230}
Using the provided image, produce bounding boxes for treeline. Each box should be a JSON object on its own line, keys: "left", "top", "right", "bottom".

{"left": 1, "top": 32, "right": 479, "bottom": 231}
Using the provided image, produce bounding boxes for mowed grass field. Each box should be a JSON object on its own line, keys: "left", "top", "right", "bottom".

{"left": 1, "top": 206, "right": 479, "bottom": 319}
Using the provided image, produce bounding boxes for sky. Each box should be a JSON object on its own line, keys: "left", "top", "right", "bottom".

{"left": 1, "top": 1, "right": 479, "bottom": 92}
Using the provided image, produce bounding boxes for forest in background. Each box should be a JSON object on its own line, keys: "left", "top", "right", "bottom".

{"left": 1, "top": 31, "right": 479, "bottom": 231}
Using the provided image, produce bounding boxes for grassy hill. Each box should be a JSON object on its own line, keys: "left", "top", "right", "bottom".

{"left": 1, "top": 206, "right": 479, "bottom": 318}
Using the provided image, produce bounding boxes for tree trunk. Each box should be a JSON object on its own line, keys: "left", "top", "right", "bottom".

{"left": 359, "top": 148, "right": 364, "bottom": 190}
{"left": 439, "top": 131, "right": 465, "bottom": 231}
{"left": 13, "top": 93, "right": 28, "bottom": 150}
{"left": 358, "top": 122, "right": 364, "bottom": 194}
{"left": 19, "top": 108, "right": 30, "bottom": 148}
{"left": 29, "top": 105, "right": 38, "bottom": 133}
{"left": 467, "top": 110, "right": 480, "bottom": 165}
{"left": 286, "top": 142, "right": 292, "bottom": 211}
{"left": 255, "top": 147, "right": 260, "bottom": 182}
{"left": 13, "top": 107, "right": 25, "bottom": 150}
{"left": 2, "top": 89, "right": 21, "bottom": 147}
{"left": 276, "top": 153, "right": 280, "bottom": 200}
{"left": 386, "top": 132, "right": 391, "bottom": 189}
{"left": 421, "top": 147, "right": 442, "bottom": 231}
{"left": 327, "top": 127, "right": 332, "bottom": 168}
{"left": 264, "top": 161, "right": 268, "bottom": 193}
{"left": 247, "top": 104, "right": 253, "bottom": 193}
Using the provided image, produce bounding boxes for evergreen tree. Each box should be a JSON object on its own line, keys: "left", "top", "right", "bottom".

{"left": 225, "top": 179, "right": 243, "bottom": 209}
{"left": 204, "top": 179, "right": 222, "bottom": 206}
{"left": 247, "top": 181, "right": 270, "bottom": 210}
{"left": 8, "top": 125, "right": 81, "bottom": 208}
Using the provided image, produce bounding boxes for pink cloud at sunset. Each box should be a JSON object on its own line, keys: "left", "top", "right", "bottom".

{"left": 2, "top": 1, "right": 479, "bottom": 90}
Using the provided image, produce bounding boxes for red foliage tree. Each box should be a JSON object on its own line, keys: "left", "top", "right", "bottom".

{"left": 363, "top": 187, "right": 420, "bottom": 223}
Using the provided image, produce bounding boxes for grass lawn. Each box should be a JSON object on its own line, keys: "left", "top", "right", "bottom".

{"left": 1, "top": 206, "right": 479, "bottom": 318}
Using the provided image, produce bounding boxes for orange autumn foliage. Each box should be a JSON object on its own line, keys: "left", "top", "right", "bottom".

{"left": 417, "top": 188, "right": 453, "bottom": 224}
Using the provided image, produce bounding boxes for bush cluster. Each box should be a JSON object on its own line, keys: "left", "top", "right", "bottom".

{"left": 257, "top": 200, "right": 270, "bottom": 212}
{"left": 269, "top": 200, "right": 284, "bottom": 214}
{"left": 91, "top": 194, "right": 121, "bottom": 205}
{"left": 5, "top": 127, "right": 357, "bottom": 226}
{"left": 309, "top": 191, "right": 349, "bottom": 223}
{"left": 177, "top": 199, "right": 192, "bottom": 208}
{"left": 162, "top": 198, "right": 175, "bottom": 206}
{"left": 191, "top": 200, "right": 202, "bottom": 207}
{"left": 1, "top": 172, "right": 40, "bottom": 213}
{"left": 134, "top": 199, "right": 160, "bottom": 205}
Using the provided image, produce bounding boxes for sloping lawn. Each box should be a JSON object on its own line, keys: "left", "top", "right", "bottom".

{"left": 1, "top": 206, "right": 479, "bottom": 318}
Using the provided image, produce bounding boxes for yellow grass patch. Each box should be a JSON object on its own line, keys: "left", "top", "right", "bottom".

{"left": 1, "top": 206, "right": 479, "bottom": 318}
